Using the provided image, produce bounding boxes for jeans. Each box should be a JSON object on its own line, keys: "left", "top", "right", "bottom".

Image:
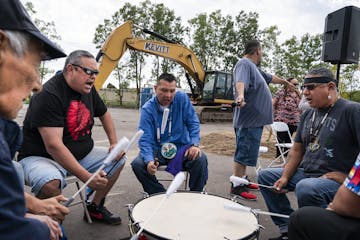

{"left": 258, "top": 168, "right": 340, "bottom": 233}
{"left": 131, "top": 152, "right": 208, "bottom": 195}
{"left": 234, "top": 127, "right": 263, "bottom": 167}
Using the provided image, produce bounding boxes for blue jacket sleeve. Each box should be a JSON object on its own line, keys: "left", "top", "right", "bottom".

{"left": 138, "top": 104, "right": 157, "bottom": 164}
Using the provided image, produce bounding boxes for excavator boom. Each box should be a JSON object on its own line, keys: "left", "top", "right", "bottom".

{"left": 95, "top": 20, "right": 204, "bottom": 92}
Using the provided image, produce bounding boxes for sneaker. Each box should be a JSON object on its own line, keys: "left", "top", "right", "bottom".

{"left": 230, "top": 183, "right": 257, "bottom": 200}
{"left": 244, "top": 176, "right": 259, "bottom": 190}
{"left": 269, "top": 232, "right": 288, "bottom": 240}
{"left": 85, "top": 202, "right": 122, "bottom": 225}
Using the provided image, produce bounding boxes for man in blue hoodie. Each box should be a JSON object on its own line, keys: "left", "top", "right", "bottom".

{"left": 131, "top": 73, "right": 208, "bottom": 194}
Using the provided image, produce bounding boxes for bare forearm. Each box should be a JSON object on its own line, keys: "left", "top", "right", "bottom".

{"left": 329, "top": 185, "right": 360, "bottom": 218}
{"left": 271, "top": 75, "right": 287, "bottom": 85}
{"left": 99, "top": 111, "right": 118, "bottom": 145}
{"left": 236, "top": 82, "right": 245, "bottom": 98}
{"left": 25, "top": 192, "right": 42, "bottom": 213}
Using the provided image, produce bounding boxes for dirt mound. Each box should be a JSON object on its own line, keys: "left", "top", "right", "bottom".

{"left": 200, "top": 131, "right": 276, "bottom": 160}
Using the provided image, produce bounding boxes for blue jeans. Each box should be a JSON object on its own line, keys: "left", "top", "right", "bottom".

{"left": 258, "top": 168, "right": 340, "bottom": 233}
{"left": 234, "top": 127, "right": 263, "bottom": 167}
{"left": 131, "top": 151, "right": 208, "bottom": 195}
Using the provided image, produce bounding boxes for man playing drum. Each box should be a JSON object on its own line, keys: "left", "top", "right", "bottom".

{"left": 258, "top": 67, "right": 360, "bottom": 240}
{"left": 131, "top": 73, "right": 208, "bottom": 194}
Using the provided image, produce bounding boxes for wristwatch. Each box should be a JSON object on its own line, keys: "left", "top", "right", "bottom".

{"left": 192, "top": 143, "right": 200, "bottom": 148}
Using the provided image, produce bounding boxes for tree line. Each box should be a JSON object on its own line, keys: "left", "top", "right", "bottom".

{"left": 27, "top": 0, "right": 360, "bottom": 103}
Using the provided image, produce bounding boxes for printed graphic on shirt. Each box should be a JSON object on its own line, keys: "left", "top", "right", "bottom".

{"left": 67, "top": 100, "right": 92, "bottom": 140}
{"left": 344, "top": 156, "right": 360, "bottom": 196}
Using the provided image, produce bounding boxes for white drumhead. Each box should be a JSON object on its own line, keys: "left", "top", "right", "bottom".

{"left": 131, "top": 192, "right": 258, "bottom": 240}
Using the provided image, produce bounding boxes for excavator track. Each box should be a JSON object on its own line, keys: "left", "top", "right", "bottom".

{"left": 195, "top": 106, "right": 234, "bottom": 123}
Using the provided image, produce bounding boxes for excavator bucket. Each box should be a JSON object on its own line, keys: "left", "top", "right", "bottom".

{"left": 94, "top": 21, "right": 133, "bottom": 90}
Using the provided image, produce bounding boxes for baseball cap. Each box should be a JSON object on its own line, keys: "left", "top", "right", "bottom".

{"left": 0, "top": 0, "right": 66, "bottom": 60}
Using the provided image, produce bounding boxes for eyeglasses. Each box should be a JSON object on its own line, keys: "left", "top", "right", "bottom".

{"left": 300, "top": 83, "right": 326, "bottom": 91}
{"left": 72, "top": 64, "right": 99, "bottom": 76}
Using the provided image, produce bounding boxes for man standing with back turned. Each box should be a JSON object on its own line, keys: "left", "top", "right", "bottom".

{"left": 231, "top": 39, "right": 291, "bottom": 200}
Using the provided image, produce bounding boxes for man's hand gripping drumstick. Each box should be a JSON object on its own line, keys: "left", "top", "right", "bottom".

{"left": 63, "top": 137, "right": 130, "bottom": 207}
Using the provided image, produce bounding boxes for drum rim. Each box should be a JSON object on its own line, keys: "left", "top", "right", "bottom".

{"left": 128, "top": 191, "right": 259, "bottom": 240}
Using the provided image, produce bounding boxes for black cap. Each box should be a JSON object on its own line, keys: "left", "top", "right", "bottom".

{"left": 0, "top": 0, "right": 66, "bottom": 60}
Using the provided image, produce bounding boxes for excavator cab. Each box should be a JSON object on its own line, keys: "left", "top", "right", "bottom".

{"left": 201, "top": 71, "right": 234, "bottom": 105}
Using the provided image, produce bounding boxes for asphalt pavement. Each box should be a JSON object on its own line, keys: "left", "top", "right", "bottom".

{"left": 18, "top": 106, "right": 298, "bottom": 240}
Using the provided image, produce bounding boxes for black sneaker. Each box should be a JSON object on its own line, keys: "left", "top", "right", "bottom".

{"left": 85, "top": 202, "right": 122, "bottom": 225}
{"left": 269, "top": 232, "right": 288, "bottom": 240}
{"left": 230, "top": 183, "right": 257, "bottom": 200}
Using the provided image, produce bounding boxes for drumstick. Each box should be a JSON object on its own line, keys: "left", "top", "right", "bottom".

{"left": 87, "top": 130, "right": 144, "bottom": 199}
{"left": 64, "top": 137, "right": 129, "bottom": 207}
{"left": 130, "top": 172, "right": 186, "bottom": 240}
{"left": 230, "top": 175, "right": 275, "bottom": 190}
{"left": 224, "top": 202, "right": 289, "bottom": 219}
{"left": 125, "top": 130, "right": 144, "bottom": 153}
{"left": 166, "top": 171, "right": 186, "bottom": 197}
{"left": 161, "top": 108, "right": 169, "bottom": 134}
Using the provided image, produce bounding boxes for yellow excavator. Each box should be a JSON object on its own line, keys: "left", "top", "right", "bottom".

{"left": 94, "top": 20, "right": 234, "bottom": 122}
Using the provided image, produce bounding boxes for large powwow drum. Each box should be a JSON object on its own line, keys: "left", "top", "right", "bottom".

{"left": 128, "top": 192, "right": 259, "bottom": 240}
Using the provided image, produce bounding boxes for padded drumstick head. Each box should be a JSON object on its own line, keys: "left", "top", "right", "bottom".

{"left": 103, "top": 137, "right": 129, "bottom": 165}
{"left": 224, "top": 202, "right": 251, "bottom": 212}
{"left": 229, "top": 175, "right": 249, "bottom": 186}
{"left": 166, "top": 171, "right": 186, "bottom": 197}
{"left": 161, "top": 108, "right": 169, "bottom": 134}
{"left": 125, "top": 130, "right": 144, "bottom": 153}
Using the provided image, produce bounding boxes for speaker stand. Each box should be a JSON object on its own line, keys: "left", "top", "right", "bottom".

{"left": 336, "top": 62, "right": 341, "bottom": 82}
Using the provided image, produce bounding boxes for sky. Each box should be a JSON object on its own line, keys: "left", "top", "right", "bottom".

{"left": 21, "top": 0, "right": 360, "bottom": 86}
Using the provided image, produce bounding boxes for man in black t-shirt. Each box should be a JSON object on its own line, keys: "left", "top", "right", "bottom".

{"left": 19, "top": 50, "right": 125, "bottom": 225}
{"left": 258, "top": 68, "right": 360, "bottom": 240}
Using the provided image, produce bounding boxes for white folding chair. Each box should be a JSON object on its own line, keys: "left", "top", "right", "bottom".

{"left": 256, "top": 146, "right": 269, "bottom": 174}
{"left": 268, "top": 121, "right": 294, "bottom": 168}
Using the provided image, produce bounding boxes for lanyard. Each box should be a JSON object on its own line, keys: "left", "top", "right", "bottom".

{"left": 309, "top": 104, "right": 334, "bottom": 141}
{"left": 156, "top": 101, "right": 172, "bottom": 144}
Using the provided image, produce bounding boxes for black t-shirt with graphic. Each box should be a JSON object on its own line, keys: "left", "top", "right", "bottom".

{"left": 18, "top": 73, "right": 107, "bottom": 161}
{"left": 295, "top": 98, "right": 360, "bottom": 177}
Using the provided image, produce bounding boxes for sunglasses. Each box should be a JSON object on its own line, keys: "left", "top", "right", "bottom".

{"left": 72, "top": 64, "right": 99, "bottom": 76}
{"left": 300, "top": 83, "right": 326, "bottom": 91}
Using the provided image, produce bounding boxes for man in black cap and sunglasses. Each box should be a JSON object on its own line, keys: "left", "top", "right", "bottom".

{"left": 258, "top": 67, "right": 360, "bottom": 240}
{"left": 0, "top": 0, "right": 69, "bottom": 239}
{"left": 18, "top": 50, "right": 126, "bottom": 226}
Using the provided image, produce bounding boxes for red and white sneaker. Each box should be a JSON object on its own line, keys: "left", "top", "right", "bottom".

{"left": 230, "top": 183, "right": 257, "bottom": 200}
{"left": 244, "top": 176, "right": 259, "bottom": 190}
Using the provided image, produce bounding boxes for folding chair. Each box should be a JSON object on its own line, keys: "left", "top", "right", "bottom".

{"left": 256, "top": 146, "right": 269, "bottom": 174}
{"left": 268, "top": 121, "right": 294, "bottom": 168}
{"left": 157, "top": 166, "right": 190, "bottom": 190}
{"left": 65, "top": 176, "right": 92, "bottom": 223}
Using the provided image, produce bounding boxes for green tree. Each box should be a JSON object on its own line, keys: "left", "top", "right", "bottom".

{"left": 25, "top": 2, "right": 62, "bottom": 82}
{"left": 93, "top": 0, "right": 185, "bottom": 107}
{"left": 338, "top": 64, "right": 360, "bottom": 100}
{"left": 273, "top": 34, "right": 327, "bottom": 82}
